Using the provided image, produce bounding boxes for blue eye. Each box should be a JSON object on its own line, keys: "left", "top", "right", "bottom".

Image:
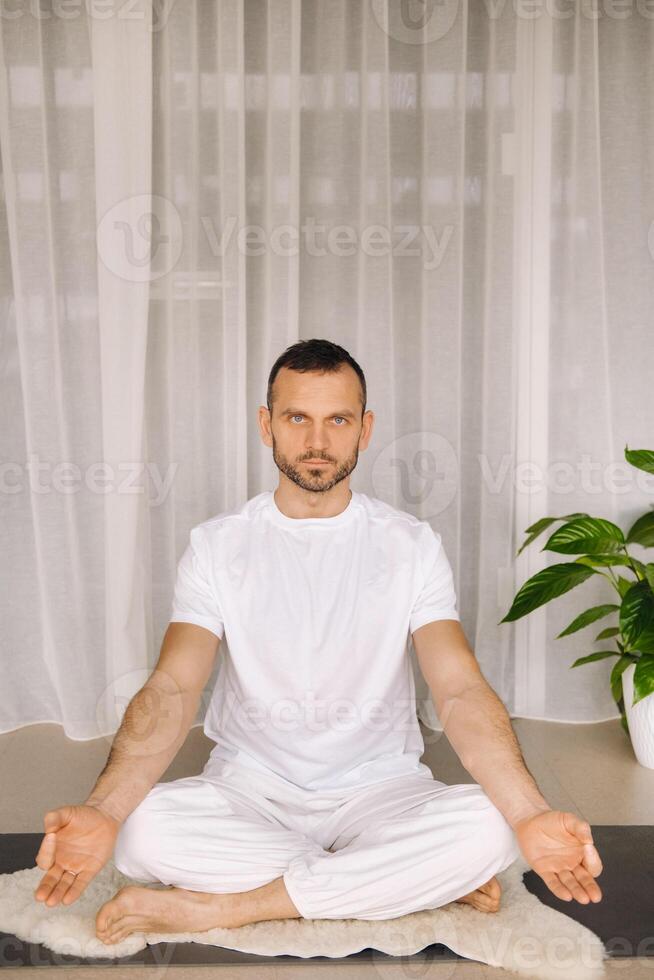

{"left": 290, "top": 415, "right": 347, "bottom": 424}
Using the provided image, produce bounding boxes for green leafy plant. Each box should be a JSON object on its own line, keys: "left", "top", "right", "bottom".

{"left": 499, "top": 445, "right": 654, "bottom": 736}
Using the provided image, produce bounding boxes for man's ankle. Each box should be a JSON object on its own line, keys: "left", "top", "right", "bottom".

{"left": 233, "top": 875, "right": 302, "bottom": 925}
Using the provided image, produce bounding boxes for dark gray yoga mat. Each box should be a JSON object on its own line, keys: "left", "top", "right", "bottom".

{"left": 0, "top": 827, "right": 649, "bottom": 966}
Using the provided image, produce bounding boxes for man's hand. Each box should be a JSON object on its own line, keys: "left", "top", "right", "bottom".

{"left": 33, "top": 804, "right": 121, "bottom": 908}
{"left": 514, "top": 810, "right": 603, "bottom": 904}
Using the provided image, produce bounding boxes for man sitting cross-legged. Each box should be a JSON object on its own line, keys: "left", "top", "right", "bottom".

{"left": 33, "top": 340, "right": 603, "bottom": 943}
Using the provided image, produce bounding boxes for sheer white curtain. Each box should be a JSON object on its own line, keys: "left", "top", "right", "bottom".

{"left": 1, "top": 1, "right": 652, "bottom": 740}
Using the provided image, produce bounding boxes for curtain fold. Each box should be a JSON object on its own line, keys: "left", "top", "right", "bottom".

{"left": 90, "top": 4, "right": 153, "bottom": 734}
{"left": 1, "top": 1, "right": 652, "bottom": 738}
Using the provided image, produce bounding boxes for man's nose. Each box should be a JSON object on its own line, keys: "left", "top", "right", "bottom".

{"left": 304, "top": 425, "right": 330, "bottom": 452}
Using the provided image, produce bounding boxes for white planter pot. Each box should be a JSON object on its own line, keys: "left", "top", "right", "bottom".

{"left": 622, "top": 662, "right": 654, "bottom": 769}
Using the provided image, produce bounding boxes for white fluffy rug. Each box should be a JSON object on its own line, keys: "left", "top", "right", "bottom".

{"left": 0, "top": 854, "right": 608, "bottom": 980}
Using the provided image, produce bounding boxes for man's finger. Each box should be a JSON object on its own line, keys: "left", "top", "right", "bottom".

{"left": 541, "top": 871, "right": 572, "bottom": 902}
{"left": 581, "top": 841, "right": 603, "bottom": 877}
{"left": 61, "top": 871, "right": 93, "bottom": 906}
{"left": 35, "top": 833, "right": 56, "bottom": 871}
{"left": 570, "top": 863, "right": 603, "bottom": 902}
{"left": 43, "top": 806, "right": 73, "bottom": 834}
{"left": 46, "top": 870, "right": 81, "bottom": 908}
{"left": 563, "top": 812, "right": 593, "bottom": 844}
{"left": 34, "top": 866, "right": 64, "bottom": 904}
{"left": 558, "top": 868, "right": 592, "bottom": 905}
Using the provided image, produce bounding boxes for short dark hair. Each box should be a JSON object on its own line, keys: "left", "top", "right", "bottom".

{"left": 266, "top": 339, "right": 367, "bottom": 417}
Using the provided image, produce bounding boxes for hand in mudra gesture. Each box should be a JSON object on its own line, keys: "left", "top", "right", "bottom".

{"left": 34, "top": 804, "right": 121, "bottom": 908}
{"left": 514, "top": 809, "right": 603, "bottom": 905}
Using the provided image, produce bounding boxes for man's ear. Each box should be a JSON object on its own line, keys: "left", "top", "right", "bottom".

{"left": 360, "top": 410, "right": 375, "bottom": 449}
{"left": 258, "top": 405, "right": 273, "bottom": 447}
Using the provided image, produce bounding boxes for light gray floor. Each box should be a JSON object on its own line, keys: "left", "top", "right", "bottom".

{"left": 1, "top": 717, "right": 653, "bottom": 979}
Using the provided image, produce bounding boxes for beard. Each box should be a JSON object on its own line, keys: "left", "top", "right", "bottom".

{"left": 271, "top": 436, "right": 359, "bottom": 493}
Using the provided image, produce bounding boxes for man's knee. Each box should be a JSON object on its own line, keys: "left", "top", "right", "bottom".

{"left": 113, "top": 798, "right": 161, "bottom": 883}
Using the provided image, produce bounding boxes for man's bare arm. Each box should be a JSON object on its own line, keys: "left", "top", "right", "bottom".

{"left": 413, "top": 619, "right": 551, "bottom": 830}
{"left": 84, "top": 622, "right": 220, "bottom": 824}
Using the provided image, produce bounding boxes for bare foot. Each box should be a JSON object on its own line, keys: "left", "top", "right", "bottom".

{"left": 95, "top": 884, "right": 243, "bottom": 945}
{"left": 454, "top": 875, "right": 501, "bottom": 913}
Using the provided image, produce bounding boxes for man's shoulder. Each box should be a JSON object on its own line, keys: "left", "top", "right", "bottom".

{"left": 189, "top": 492, "right": 269, "bottom": 538}
{"left": 356, "top": 492, "right": 427, "bottom": 536}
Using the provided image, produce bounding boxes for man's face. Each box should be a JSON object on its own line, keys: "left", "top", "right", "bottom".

{"left": 260, "top": 365, "right": 373, "bottom": 494}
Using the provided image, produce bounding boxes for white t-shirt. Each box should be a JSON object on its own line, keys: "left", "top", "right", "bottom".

{"left": 170, "top": 489, "right": 460, "bottom": 794}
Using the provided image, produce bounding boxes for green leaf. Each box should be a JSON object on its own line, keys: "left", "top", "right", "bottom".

{"left": 517, "top": 513, "right": 589, "bottom": 557}
{"left": 575, "top": 555, "right": 647, "bottom": 583}
{"left": 616, "top": 576, "right": 637, "bottom": 598}
{"left": 611, "top": 655, "right": 635, "bottom": 704}
{"left": 628, "top": 557, "right": 649, "bottom": 580}
{"left": 620, "top": 711, "right": 630, "bottom": 735}
{"left": 595, "top": 626, "right": 620, "bottom": 641}
{"left": 625, "top": 511, "right": 654, "bottom": 548}
{"left": 570, "top": 650, "right": 621, "bottom": 667}
{"left": 499, "top": 563, "right": 596, "bottom": 623}
{"left": 632, "top": 653, "right": 654, "bottom": 705}
{"left": 625, "top": 446, "right": 654, "bottom": 475}
{"left": 632, "top": 654, "right": 654, "bottom": 707}
{"left": 575, "top": 554, "right": 634, "bottom": 568}
{"left": 543, "top": 518, "right": 625, "bottom": 555}
{"left": 631, "top": 631, "right": 654, "bottom": 655}
{"left": 646, "top": 564, "right": 654, "bottom": 593}
{"left": 620, "top": 581, "right": 654, "bottom": 653}
{"left": 556, "top": 603, "right": 619, "bottom": 638}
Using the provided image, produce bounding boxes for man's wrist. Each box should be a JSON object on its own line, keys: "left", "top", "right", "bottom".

{"left": 84, "top": 797, "right": 126, "bottom": 826}
{"left": 508, "top": 802, "right": 552, "bottom": 831}
{"left": 83, "top": 773, "right": 154, "bottom": 826}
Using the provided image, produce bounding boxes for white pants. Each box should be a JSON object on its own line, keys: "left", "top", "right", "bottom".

{"left": 113, "top": 764, "right": 521, "bottom": 921}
